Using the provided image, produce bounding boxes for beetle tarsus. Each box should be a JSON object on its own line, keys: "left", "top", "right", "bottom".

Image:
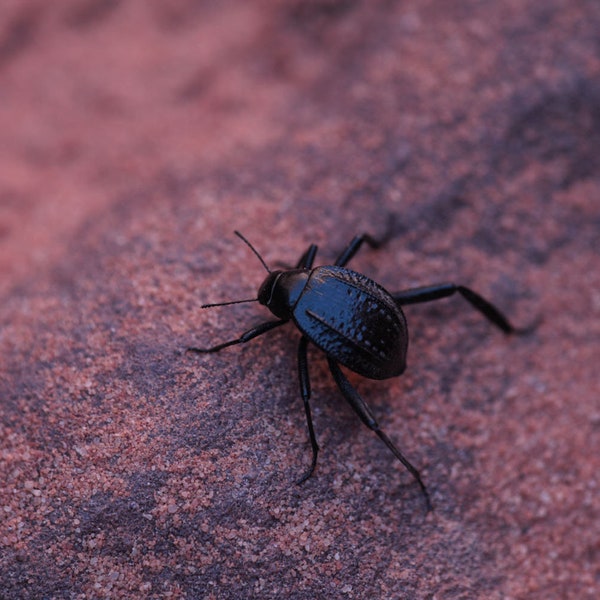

{"left": 374, "top": 428, "right": 432, "bottom": 513}
{"left": 295, "top": 453, "right": 319, "bottom": 486}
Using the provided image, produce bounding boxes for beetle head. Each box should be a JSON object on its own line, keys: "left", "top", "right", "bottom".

{"left": 258, "top": 270, "right": 309, "bottom": 320}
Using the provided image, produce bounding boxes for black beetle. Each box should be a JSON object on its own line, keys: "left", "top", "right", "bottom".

{"left": 189, "top": 231, "right": 522, "bottom": 511}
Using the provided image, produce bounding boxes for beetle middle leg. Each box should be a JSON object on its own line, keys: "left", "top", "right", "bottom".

{"left": 296, "top": 335, "right": 320, "bottom": 484}
{"left": 393, "top": 283, "right": 519, "bottom": 333}
{"left": 335, "top": 234, "right": 380, "bottom": 267}
{"left": 327, "top": 357, "right": 432, "bottom": 512}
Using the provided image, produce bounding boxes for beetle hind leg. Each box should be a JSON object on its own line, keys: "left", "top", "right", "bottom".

{"left": 327, "top": 357, "right": 432, "bottom": 511}
{"left": 392, "top": 283, "right": 523, "bottom": 333}
{"left": 295, "top": 336, "right": 320, "bottom": 484}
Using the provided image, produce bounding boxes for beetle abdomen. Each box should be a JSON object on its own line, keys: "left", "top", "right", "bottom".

{"left": 293, "top": 266, "right": 408, "bottom": 379}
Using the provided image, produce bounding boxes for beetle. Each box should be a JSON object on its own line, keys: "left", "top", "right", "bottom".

{"left": 188, "top": 231, "right": 523, "bottom": 511}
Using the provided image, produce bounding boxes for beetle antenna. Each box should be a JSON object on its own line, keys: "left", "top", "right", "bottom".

{"left": 201, "top": 232, "right": 267, "bottom": 309}
{"left": 234, "top": 230, "right": 271, "bottom": 273}
{"left": 202, "top": 297, "right": 258, "bottom": 309}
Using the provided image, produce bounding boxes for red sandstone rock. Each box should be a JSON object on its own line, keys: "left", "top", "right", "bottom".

{"left": 1, "top": 2, "right": 599, "bottom": 598}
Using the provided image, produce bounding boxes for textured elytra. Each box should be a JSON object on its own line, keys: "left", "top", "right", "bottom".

{"left": 293, "top": 266, "right": 408, "bottom": 379}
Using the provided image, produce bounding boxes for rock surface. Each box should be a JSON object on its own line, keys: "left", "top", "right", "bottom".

{"left": 1, "top": 1, "right": 599, "bottom": 598}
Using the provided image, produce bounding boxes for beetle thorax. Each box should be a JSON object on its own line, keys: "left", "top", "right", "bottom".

{"left": 258, "top": 270, "right": 310, "bottom": 320}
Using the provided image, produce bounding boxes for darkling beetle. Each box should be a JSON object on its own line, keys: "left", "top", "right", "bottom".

{"left": 188, "top": 231, "right": 523, "bottom": 511}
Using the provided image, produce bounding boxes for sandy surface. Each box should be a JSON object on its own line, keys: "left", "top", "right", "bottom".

{"left": 1, "top": 1, "right": 599, "bottom": 598}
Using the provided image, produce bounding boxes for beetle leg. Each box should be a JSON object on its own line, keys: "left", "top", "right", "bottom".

{"left": 335, "top": 234, "right": 380, "bottom": 267}
{"left": 327, "top": 357, "right": 432, "bottom": 511}
{"left": 296, "top": 244, "right": 319, "bottom": 269}
{"left": 187, "top": 319, "right": 287, "bottom": 353}
{"left": 295, "top": 335, "right": 320, "bottom": 484}
{"left": 392, "top": 283, "right": 521, "bottom": 334}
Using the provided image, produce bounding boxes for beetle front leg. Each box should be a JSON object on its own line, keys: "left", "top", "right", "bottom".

{"left": 327, "top": 358, "right": 432, "bottom": 512}
{"left": 187, "top": 319, "right": 287, "bottom": 353}
{"left": 296, "top": 335, "right": 320, "bottom": 484}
